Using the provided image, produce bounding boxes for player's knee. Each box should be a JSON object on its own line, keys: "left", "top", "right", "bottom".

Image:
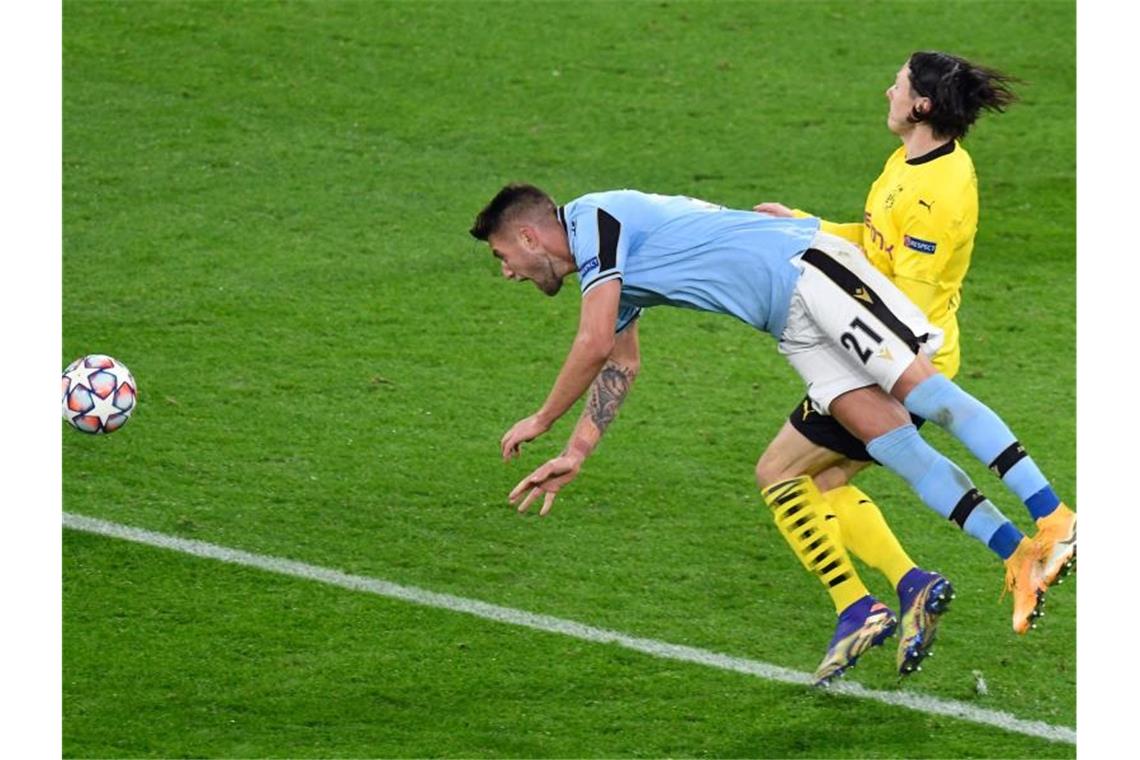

{"left": 815, "top": 459, "right": 869, "bottom": 492}
{"left": 813, "top": 466, "right": 850, "bottom": 493}
{"left": 755, "top": 448, "right": 794, "bottom": 490}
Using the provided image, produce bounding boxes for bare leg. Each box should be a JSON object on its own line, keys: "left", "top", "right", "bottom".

{"left": 815, "top": 459, "right": 871, "bottom": 492}
{"left": 755, "top": 420, "right": 846, "bottom": 489}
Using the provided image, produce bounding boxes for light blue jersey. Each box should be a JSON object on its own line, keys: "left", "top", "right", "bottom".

{"left": 558, "top": 190, "right": 821, "bottom": 336}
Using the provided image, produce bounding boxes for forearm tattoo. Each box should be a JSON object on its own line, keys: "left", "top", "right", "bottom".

{"left": 587, "top": 362, "right": 635, "bottom": 433}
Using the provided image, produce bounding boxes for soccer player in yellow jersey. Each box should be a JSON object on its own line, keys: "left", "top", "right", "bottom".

{"left": 754, "top": 51, "right": 1076, "bottom": 685}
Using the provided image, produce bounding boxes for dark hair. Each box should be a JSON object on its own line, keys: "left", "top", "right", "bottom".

{"left": 906, "top": 51, "right": 1018, "bottom": 139}
{"left": 469, "top": 183, "right": 556, "bottom": 241}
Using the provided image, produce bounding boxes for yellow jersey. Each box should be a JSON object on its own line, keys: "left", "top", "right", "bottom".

{"left": 797, "top": 140, "right": 978, "bottom": 378}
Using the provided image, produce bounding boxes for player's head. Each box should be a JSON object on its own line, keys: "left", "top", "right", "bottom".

{"left": 470, "top": 183, "right": 569, "bottom": 296}
{"left": 886, "top": 52, "right": 1017, "bottom": 140}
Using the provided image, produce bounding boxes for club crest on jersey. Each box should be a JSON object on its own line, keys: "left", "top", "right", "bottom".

{"left": 884, "top": 184, "right": 903, "bottom": 210}
{"left": 904, "top": 235, "right": 937, "bottom": 254}
{"left": 579, "top": 256, "right": 600, "bottom": 277}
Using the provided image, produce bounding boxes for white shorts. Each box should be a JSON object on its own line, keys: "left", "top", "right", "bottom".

{"left": 778, "top": 231, "right": 944, "bottom": 414}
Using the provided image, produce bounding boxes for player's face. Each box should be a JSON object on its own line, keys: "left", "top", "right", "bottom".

{"left": 488, "top": 229, "right": 564, "bottom": 297}
{"left": 885, "top": 64, "right": 922, "bottom": 135}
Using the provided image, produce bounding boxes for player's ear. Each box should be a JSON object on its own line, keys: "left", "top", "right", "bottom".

{"left": 914, "top": 97, "right": 932, "bottom": 116}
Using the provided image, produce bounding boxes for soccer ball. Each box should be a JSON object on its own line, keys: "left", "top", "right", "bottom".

{"left": 62, "top": 354, "right": 138, "bottom": 434}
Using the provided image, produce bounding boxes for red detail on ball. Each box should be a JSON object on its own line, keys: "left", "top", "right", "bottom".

{"left": 67, "top": 386, "right": 95, "bottom": 413}
{"left": 88, "top": 370, "right": 118, "bottom": 399}
{"left": 113, "top": 382, "right": 136, "bottom": 411}
{"left": 72, "top": 415, "right": 103, "bottom": 433}
{"left": 84, "top": 355, "right": 116, "bottom": 369}
{"left": 104, "top": 413, "right": 129, "bottom": 433}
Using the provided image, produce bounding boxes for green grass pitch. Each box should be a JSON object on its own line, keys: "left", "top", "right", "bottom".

{"left": 63, "top": 1, "right": 1075, "bottom": 757}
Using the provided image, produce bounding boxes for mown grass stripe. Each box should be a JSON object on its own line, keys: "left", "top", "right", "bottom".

{"left": 63, "top": 512, "right": 1076, "bottom": 746}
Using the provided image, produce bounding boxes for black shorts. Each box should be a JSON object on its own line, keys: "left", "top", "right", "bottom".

{"left": 787, "top": 395, "right": 927, "bottom": 463}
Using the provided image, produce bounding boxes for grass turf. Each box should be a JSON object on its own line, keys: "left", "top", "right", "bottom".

{"left": 64, "top": 1, "right": 1075, "bottom": 757}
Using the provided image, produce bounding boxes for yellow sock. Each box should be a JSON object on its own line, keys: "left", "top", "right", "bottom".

{"left": 762, "top": 476, "right": 868, "bottom": 614}
{"left": 825, "top": 484, "right": 915, "bottom": 590}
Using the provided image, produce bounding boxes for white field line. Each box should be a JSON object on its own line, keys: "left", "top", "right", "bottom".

{"left": 63, "top": 512, "right": 1076, "bottom": 746}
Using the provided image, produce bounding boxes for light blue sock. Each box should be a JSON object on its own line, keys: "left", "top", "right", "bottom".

{"left": 903, "top": 375, "right": 1060, "bottom": 520}
{"left": 867, "top": 424, "right": 1023, "bottom": 559}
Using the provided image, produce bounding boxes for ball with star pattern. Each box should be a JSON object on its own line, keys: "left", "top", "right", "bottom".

{"left": 62, "top": 355, "right": 138, "bottom": 434}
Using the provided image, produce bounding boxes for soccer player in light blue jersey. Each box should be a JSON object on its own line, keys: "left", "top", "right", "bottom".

{"left": 469, "top": 184, "right": 1074, "bottom": 685}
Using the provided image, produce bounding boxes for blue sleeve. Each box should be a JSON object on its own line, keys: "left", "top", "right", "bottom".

{"left": 567, "top": 203, "right": 632, "bottom": 295}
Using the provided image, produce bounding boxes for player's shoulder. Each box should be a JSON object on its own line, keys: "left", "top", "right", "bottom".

{"left": 566, "top": 189, "right": 681, "bottom": 229}
{"left": 915, "top": 141, "right": 975, "bottom": 175}
{"left": 909, "top": 142, "right": 976, "bottom": 197}
{"left": 941, "top": 140, "right": 977, "bottom": 174}
{"left": 567, "top": 189, "right": 644, "bottom": 210}
{"left": 562, "top": 190, "right": 623, "bottom": 225}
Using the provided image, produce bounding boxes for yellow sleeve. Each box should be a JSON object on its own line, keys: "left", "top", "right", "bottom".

{"left": 790, "top": 209, "right": 863, "bottom": 247}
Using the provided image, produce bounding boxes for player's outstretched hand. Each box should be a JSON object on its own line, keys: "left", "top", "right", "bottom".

{"left": 753, "top": 202, "right": 795, "bottom": 217}
{"left": 501, "top": 414, "right": 550, "bottom": 460}
{"left": 508, "top": 455, "right": 582, "bottom": 517}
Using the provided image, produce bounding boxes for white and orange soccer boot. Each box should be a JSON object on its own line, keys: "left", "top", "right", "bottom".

{"left": 1034, "top": 504, "right": 1076, "bottom": 587}
{"left": 1004, "top": 537, "right": 1049, "bottom": 634}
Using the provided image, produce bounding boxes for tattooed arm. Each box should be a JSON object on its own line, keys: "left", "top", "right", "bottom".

{"left": 563, "top": 322, "right": 641, "bottom": 464}
{"left": 508, "top": 321, "right": 641, "bottom": 516}
{"left": 501, "top": 280, "right": 623, "bottom": 460}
